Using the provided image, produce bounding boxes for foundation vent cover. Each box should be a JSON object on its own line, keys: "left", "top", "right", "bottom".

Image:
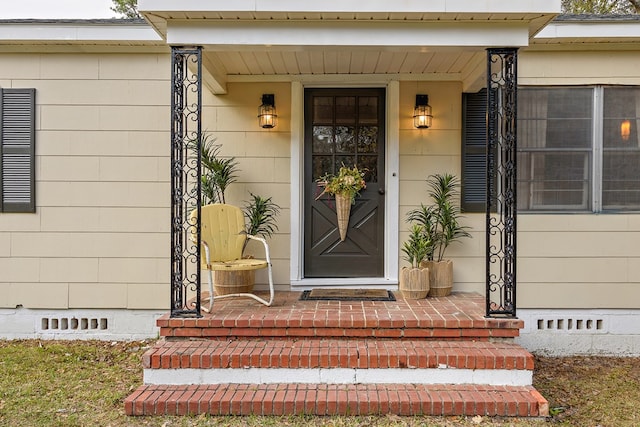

{"left": 40, "top": 317, "right": 109, "bottom": 332}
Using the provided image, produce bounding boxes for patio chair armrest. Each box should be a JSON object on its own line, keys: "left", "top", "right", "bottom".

{"left": 246, "top": 234, "right": 272, "bottom": 263}
{"left": 200, "top": 240, "right": 211, "bottom": 265}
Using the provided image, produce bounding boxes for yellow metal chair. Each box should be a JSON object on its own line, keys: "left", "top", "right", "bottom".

{"left": 190, "top": 204, "right": 275, "bottom": 312}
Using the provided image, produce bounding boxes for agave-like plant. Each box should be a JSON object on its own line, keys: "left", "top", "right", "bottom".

{"left": 406, "top": 173, "right": 471, "bottom": 262}
{"left": 243, "top": 193, "right": 281, "bottom": 239}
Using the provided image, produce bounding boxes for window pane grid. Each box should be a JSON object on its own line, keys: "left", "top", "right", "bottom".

{"left": 516, "top": 86, "right": 640, "bottom": 212}
{"left": 518, "top": 87, "right": 593, "bottom": 211}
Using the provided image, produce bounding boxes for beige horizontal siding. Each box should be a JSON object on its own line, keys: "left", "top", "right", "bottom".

{"left": 0, "top": 53, "right": 172, "bottom": 309}
{"left": 7, "top": 283, "right": 70, "bottom": 309}
{"left": 0, "top": 63, "right": 293, "bottom": 309}
{"left": 520, "top": 50, "right": 640, "bottom": 85}
{"left": 3, "top": 48, "right": 640, "bottom": 312}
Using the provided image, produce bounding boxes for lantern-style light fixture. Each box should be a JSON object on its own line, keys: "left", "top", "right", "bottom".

{"left": 258, "top": 94, "right": 277, "bottom": 128}
{"left": 413, "top": 94, "right": 432, "bottom": 129}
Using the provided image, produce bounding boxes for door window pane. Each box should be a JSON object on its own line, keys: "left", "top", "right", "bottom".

{"left": 335, "top": 97, "right": 356, "bottom": 124}
{"left": 312, "top": 156, "right": 333, "bottom": 181}
{"left": 358, "top": 126, "right": 378, "bottom": 153}
{"left": 359, "top": 96, "right": 378, "bottom": 124}
{"left": 335, "top": 126, "right": 355, "bottom": 153}
{"left": 313, "top": 97, "right": 333, "bottom": 123}
{"left": 312, "top": 126, "right": 333, "bottom": 153}
{"left": 358, "top": 155, "right": 378, "bottom": 183}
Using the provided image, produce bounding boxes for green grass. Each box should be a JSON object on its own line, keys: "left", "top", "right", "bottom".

{"left": 1, "top": 340, "right": 639, "bottom": 426}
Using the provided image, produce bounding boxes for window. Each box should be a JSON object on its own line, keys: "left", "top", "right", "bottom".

{"left": 602, "top": 87, "right": 640, "bottom": 210}
{"left": 0, "top": 88, "right": 36, "bottom": 213}
{"left": 462, "top": 86, "right": 640, "bottom": 213}
{"left": 518, "top": 87, "right": 593, "bottom": 211}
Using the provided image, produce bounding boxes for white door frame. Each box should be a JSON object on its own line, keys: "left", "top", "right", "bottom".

{"left": 289, "top": 79, "right": 400, "bottom": 289}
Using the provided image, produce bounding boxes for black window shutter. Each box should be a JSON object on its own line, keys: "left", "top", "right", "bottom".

{"left": 461, "top": 89, "right": 494, "bottom": 213}
{"left": 0, "top": 88, "right": 36, "bottom": 213}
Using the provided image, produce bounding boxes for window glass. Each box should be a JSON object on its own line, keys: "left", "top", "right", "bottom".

{"left": 517, "top": 88, "right": 593, "bottom": 210}
{"left": 603, "top": 87, "right": 640, "bottom": 210}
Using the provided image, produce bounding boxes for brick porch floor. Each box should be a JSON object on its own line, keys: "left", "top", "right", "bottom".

{"left": 157, "top": 291, "right": 523, "bottom": 340}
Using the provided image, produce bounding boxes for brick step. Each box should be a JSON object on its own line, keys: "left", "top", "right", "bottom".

{"left": 144, "top": 338, "right": 534, "bottom": 371}
{"left": 157, "top": 317, "right": 522, "bottom": 340}
{"left": 156, "top": 293, "right": 524, "bottom": 341}
{"left": 125, "top": 383, "right": 549, "bottom": 417}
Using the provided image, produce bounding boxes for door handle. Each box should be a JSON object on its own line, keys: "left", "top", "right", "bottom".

{"left": 378, "top": 188, "right": 385, "bottom": 195}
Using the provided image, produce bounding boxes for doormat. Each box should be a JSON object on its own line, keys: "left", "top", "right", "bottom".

{"left": 300, "top": 289, "right": 396, "bottom": 301}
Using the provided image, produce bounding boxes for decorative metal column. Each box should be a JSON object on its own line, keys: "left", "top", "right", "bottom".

{"left": 486, "top": 48, "right": 518, "bottom": 318}
{"left": 170, "top": 46, "right": 203, "bottom": 317}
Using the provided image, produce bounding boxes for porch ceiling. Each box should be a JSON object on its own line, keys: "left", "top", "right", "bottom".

{"left": 139, "top": 0, "right": 560, "bottom": 94}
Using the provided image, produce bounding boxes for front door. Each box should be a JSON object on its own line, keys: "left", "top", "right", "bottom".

{"left": 304, "top": 88, "right": 385, "bottom": 278}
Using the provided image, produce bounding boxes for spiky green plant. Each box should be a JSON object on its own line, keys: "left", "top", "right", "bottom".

{"left": 243, "top": 193, "right": 281, "bottom": 239}
{"left": 190, "top": 132, "right": 239, "bottom": 204}
{"left": 401, "top": 224, "right": 433, "bottom": 268}
{"left": 406, "top": 173, "right": 471, "bottom": 262}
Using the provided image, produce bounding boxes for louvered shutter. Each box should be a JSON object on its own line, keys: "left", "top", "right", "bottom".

{"left": 461, "top": 89, "right": 495, "bottom": 213}
{"left": 0, "top": 88, "right": 36, "bottom": 213}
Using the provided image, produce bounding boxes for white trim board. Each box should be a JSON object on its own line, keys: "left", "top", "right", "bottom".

{"left": 144, "top": 367, "right": 533, "bottom": 387}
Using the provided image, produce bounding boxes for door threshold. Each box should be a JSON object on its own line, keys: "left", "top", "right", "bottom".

{"left": 291, "top": 278, "right": 398, "bottom": 290}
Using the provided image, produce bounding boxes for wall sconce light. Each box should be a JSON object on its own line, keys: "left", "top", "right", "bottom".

{"left": 621, "top": 119, "right": 631, "bottom": 142}
{"left": 413, "top": 94, "right": 432, "bottom": 129}
{"left": 258, "top": 94, "right": 277, "bottom": 129}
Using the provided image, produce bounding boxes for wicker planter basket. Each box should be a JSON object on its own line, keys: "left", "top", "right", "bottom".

{"left": 335, "top": 193, "right": 351, "bottom": 242}
{"left": 420, "top": 259, "right": 453, "bottom": 297}
{"left": 399, "top": 267, "right": 430, "bottom": 299}
{"left": 213, "top": 270, "right": 255, "bottom": 295}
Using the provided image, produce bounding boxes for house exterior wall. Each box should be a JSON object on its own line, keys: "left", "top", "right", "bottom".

{"left": 516, "top": 49, "right": 640, "bottom": 309}
{"left": 398, "top": 80, "right": 486, "bottom": 295}
{"left": 200, "top": 81, "right": 292, "bottom": 286}
{"left": 0, "top": 52, "right": 172, "bottom": 310}
{"left": 0, "top": 52, "right": 294, "bottom": 312}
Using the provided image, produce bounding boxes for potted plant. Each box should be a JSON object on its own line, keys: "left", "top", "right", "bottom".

{"left": 191, "top": 133, "right": 280, "bottom": 295}
{"left": 399, "top": 224, "right": 432, "bottom": 299}
{"left": 197, "top": 132, "right": 238, "bottom": 205}
{"left": 316, "top": 164, "right": 366, "bottom": 241}
{"left": 406, "top": 173, "right": 471, "bottom": 297}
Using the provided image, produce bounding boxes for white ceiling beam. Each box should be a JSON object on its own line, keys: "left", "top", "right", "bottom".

{"left": 167, "top": 20, "right": 530, "bottom": 49}
{"left": 201, "top": 53, "right": 228, "bottom": 94}
{"left": 140, "top": 0, "right": 560, "bottom": 15}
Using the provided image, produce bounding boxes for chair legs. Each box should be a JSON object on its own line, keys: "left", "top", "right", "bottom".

{"left": 200, "top": 263, "right": 275, "bottom": 314}
{"left": 209, "top": 263, "right": 275, "bottom": 307}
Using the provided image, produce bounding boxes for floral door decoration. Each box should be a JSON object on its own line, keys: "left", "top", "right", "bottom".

{"left": 317, "top": 165, "right": 366, "bottom": 241}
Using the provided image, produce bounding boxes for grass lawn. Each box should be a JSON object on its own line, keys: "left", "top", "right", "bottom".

{"left": 1, "top": 340, "right": 639, "bottom": 426}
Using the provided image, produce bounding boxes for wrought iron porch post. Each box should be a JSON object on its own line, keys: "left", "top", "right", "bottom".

{"left": 486, "top": 48, "right": 518, "bottom": 318}
{"left": 170, "top": 46, "right": 203, "bottom": 317}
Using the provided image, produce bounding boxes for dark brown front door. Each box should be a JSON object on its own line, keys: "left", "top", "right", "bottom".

{"left": 304, "top": 88, "right": 385, "bottom": 278}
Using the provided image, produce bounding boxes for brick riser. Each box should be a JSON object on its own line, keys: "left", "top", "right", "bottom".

{"left": 125, "top": 383, "right": 548, "bottom": 417}
{"left": 157, "top": 320, "right": 522, "bottom": 340}
{"left": 143, "top": 339, "right": 534, "bottom": 370}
